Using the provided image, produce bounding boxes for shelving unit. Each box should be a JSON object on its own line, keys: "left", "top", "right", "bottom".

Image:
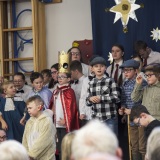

{"left": 0, "top": 0, "right": 47, "bottom": 79}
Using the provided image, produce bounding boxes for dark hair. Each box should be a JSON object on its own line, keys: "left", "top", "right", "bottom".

{"left": 110, "top": 44, "right": 124, "bottom": 86}
{"left": 134, "top": 40, "right": 148, "bottom": 54}
{"left": 30, "top": 72, "right": 43, "bottom": 83}
{"left": 14, "top": 72, "right": 25, "bottom": 81}
{"left": 41, "top": 69, "right": 51, "bottom": 78}
{"left": 26, "top": 95, "right": 44, "bottom": 106}
{"left": 68, "top": 47, "right": 83, "bottom": 62}
{"left": 64, "top": 73, "right": 71, "bottom": 78}
{"left": 130, "top": 105, "right": 150, "bottom": 122}
{"left": 0, "top": 127, "right": 6, "bottom": 133}
{"left": 70, "top": 60, "right": 82, "bottom": 73}
{"left": 48, "top": 63, "right": 59, "bottom": 89}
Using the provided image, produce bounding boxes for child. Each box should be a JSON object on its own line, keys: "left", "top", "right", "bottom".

{"left": 28, "top": 72, "right": 52, "bottom": 109}
{"left": 118, "top": 59, "right": 146, "bottom": 160}
{"left": 22, "top": 95, "right": 56, "bottom": 160}
{"left": 49, "top": 51, "right": 79, "bottom": 159}
{"left": 86, "top": 56, "right": 120, "bottom": 135}
{"left": 130, "top": 104, "right": 160, "bottom": 139}
{"left": 131, "top": 64, "right": 160, "bottom": 121}
{"left": 0, "top": 81, "right": 25, "bottom": 142}
{"left": 41, "top": 69, "right": 52, "bottom": 88}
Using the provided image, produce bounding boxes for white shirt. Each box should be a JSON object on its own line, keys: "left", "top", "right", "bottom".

{"left": 147, "top": 50, "right": 160, "bottom": 65}
{"left": 15, "top": 85, "right": 32, "bottom": 102}
{"left": 71, "top": 75, "right": 86, "bottom": 108}
{"left": 79, "top": 76, "right": 92, "bottom": 120}
{"left": 81, "top": 63, "right": 90, "bottom": 77}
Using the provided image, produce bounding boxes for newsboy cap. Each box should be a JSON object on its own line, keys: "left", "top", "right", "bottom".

{"left": 120, "top": 59, "right": 140, "bottom": 69}
{"left": 89, "top": 56, "right": 107, "bottom": 66}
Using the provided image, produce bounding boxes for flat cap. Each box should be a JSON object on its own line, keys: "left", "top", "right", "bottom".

{"left": 89, "top": 56, "right": 107, "bottom": 66}
{"left": 120, "top": 59, "right": 140, "bottom": 69}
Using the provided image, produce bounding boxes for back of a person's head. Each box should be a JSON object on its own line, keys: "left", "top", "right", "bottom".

{"left": 70, "top": 60, "right": 82, "bottom": 73}
{"left": 61, "top": 132, "right": 76, "bottom": 160}
{"left": 134, "top": 40, "right": 148, "bottom": 53}
{"left": 0, "top": 140, "right": 29, "bottom": 160}
{"left": 146, "top": 127, "right": 160, "bottom": 160}
{"left": 72, "top": 120, "right": 118, "bottom": 160}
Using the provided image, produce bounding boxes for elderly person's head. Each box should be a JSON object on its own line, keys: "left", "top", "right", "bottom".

{"left": 71, "top": 120, "right": 122, "bottom": 160}
{"left": 0, "top": 140, "right": 29, "bottom": 160}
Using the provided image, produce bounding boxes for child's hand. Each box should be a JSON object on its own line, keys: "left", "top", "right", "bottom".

{"left": 124, "top": 108, "right": 131, "bottom": 115}
{"left": 136, "top": 75, "right": 143, "bottom": 84}
{"left": 89, "top": 96, "right": 100, "bottom": 103}
{"left": 121, "top": 115, "right": 126, "bottom": 123}
{"left": 118, "top": 107, "right": 125, "bottom": 115}
{"left": 79, "top": 114, "right": 86, "bottom": 120}
{"left": 57, "top": 118, "right": 65, "bottom": 126}
{"left": 20, "top": 116, "right": 26, "bottom": 126}
{"left": 1, "top": 120, "right": 8, "bottom": 130}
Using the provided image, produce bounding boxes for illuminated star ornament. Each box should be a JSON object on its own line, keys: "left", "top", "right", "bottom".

{"left": 150, "top": 27, "right": 160, "bottom": 42}
{"left": 108, "top": 52, "right": 113, "bottom": 64}
{"left": 109, "top": 0, "right": 141, "bottom": 33}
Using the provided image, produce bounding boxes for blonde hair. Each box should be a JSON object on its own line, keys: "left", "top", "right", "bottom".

{"left": 0, "top": 140, "right": 29, "bottom": 160}
{"left": 1, "top": 81, "right": 14, "bottom": 93}
{"left": 61, "top": 131, "right": 76, "bottom": 160}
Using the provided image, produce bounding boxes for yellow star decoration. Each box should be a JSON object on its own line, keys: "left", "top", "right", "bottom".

{"left": 150, "top": 27, "right": 160, "bottom": 42}
{"left": 110, "top": 0, "right": 141, "bottom": 33}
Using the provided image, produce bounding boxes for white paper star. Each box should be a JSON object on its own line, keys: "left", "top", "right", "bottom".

{"left": 150, "top": 27, "right": 160, "bottom": 42}
{"left": 108, "top": 52, "right": 113, "bottom": 64}
{"left": 110, "top": 0, "right": 140, "bottom": 28}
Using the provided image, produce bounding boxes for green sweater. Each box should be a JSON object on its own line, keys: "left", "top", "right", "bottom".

{"left": 131, "top": 82, "right": 160, "bottom": 120}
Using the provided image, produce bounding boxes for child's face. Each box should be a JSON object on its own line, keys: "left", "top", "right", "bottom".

{"left": 4, "top": 83, "right": 16, "bottom": 97}
{"left": 51, "top": 68, "right": 58, "bottom": 81}
{"left": 32, "top": 77, "right": 44, "bottom": 91}
{"left": 145, "top": 71, "right": 158, "bottom": 85}
{"left": 42, "top": 73, "right": 51, "bottom": 85}
{"left": 27, "top": 101, "right": 42, "bottom": 118}
{"left": 13, "top": 75, "right": 25, "bottom": 90}
{"left": 71, "top": 48, "right": 81, "bottom": 61}
{"left": 92, "top": 64, "right": 106, "bottom": 78}
{"left": 122, "top": 68, "right": 137, "bottom": 79}
{"left": 58, "top": 73, "right": 70, "bottom": 85}
{"left": 133, "top": 115, "right": 148, "bottom": 127}
{"left": 111, "top": 46, "right": 123, "bottom": 61}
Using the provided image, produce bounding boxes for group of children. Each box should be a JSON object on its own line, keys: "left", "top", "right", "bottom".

{"left": 0, "top": 40, "right": 160, "bottom": 160}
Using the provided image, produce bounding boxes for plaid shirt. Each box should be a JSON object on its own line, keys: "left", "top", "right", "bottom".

{"left": 86, "top": 74, "right": 120, "bottom": 121}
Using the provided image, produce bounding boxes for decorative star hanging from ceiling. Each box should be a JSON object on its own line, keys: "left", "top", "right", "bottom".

{"left": 150, "top": 27, "right": 160, "bottom": 42}
{"left": 109, "top": 0, "right": 141, "bottom": 33}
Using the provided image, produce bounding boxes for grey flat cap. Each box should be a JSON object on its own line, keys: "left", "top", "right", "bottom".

{"left": 120, "top": 59, "right": 140, "bottom": 69}
{"left": 89, "top": 56, "right": 107, "bottom": 66}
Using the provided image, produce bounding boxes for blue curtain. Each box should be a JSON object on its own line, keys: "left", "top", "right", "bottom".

{"left": 91, "top": 0, "right": 160, "bottom": 65}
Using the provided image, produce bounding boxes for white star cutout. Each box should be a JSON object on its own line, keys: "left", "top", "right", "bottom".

{"left": 150, "top": 27, "right": 160, "bottom": 42}
{"left": 108, "top": 52, "right": 113, "bottom": 64}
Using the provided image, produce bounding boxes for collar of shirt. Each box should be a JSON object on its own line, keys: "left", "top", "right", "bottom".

{"left": 94, "top": 74, "right": 108, "bottom": 82}
{"left": 123, "top": 78, "right": 136, "bottom": 85}
{"left": 79, "top": 75, "right": 85, "bottom": 82}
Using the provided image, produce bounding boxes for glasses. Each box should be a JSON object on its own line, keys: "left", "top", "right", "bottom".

{"left": 135, "top": 117, "right": 141, "bottom": 126}
{"left": 144, "top": 74, "right": 155, "bottom": 78}
{"left": 57, "top": 76, "right": 68, "bottom": 79}
{"left": 0, "top": 135, "right": 7, "bottom": 140}
{"left": 51, "top": 71, "right": 57, "bottom": 75}
{"left": 122, "top": 69, "right": 134, "bottom": 73}
{"left": 13, "top": 80, "right": 23, "bottom": 83}
{"left": 71, "top": 52, "right": 80, "bottom": 56}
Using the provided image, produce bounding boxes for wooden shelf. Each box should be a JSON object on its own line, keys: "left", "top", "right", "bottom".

{"left": 3, "top": 57, "right": 33, "bottom": 62}
{"left": 3, "top": 26, "right": 32, "bottom": 32}
{"left": 4, "top": 72, "right": 32, "bottom": 77}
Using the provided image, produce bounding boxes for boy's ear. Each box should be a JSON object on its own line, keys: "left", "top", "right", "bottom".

{"left": 38, "top": 105, "right": 43, "bottom": 111}
{"left": 140, "top": 113, "right": 147, "bottom": 118}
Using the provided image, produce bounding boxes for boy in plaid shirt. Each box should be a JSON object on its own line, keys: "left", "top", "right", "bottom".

{"left": 86, "top": 56, "right": 120, "bottom": 135}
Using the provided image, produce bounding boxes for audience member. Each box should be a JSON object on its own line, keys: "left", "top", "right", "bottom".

{"left": 14, "top": 72, "right": 32, "bottom": 102}
{"left": 86, "top": 56, "right": 120, "bottom": 134}
{"left": 23, "top": 95, "right": 56, "bottom": 160}
{"left": 0, "top": 140, "right": 29, "bottom": 160}
{"left": 71, "top": 120, "right": 122, "bottom": 160}
{"left": 61, "top": 131, "right": 76, "bottom": 160}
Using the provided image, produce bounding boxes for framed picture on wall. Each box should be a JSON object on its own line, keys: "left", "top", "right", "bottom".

{"left": 52, "top": 0, "right": 62, "bottom": 3}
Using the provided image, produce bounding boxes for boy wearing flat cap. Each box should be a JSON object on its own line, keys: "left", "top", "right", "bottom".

{"left": 86, "top": 56, "right": 120, "bottom": 135}
{"left": 119, "top": 59, "right": 146, "bottom": 160}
